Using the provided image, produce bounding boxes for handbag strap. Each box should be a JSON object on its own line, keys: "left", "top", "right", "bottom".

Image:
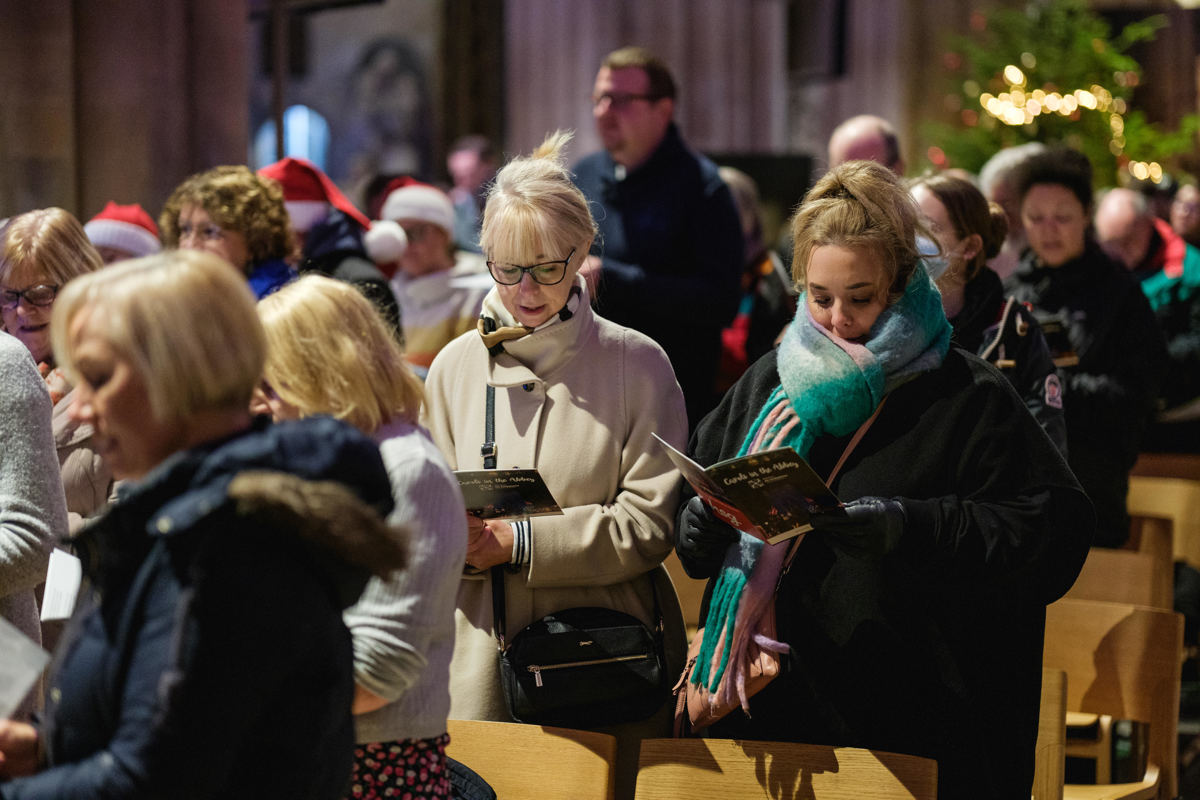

{"left": 482, "top": 383, "right": 509, "bottom": 648}
{"left": 826, "top": 396, "right": 887, "bottom": 487}
{"left": 484, "top": 384, "right": 665, "bottom": 654}
{"left": 782, "top": 396, "right": 888, "bottom": 570}
{"left": 482, "top": 384, "right": 497, "bottom": 470}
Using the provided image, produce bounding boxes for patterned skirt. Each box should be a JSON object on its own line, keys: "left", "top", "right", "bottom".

{"left": 345, "top": 734, "right": 453, "bottom": 800}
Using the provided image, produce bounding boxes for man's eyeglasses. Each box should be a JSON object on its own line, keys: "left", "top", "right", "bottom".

{"left": 487, "top": 249, "right": 575, "bottom": 286}
{"left": 591, "top": 92, "right": 660, "bottom": 111}
{"left": 0, "top": 284, "right": 58, "bottom": 311}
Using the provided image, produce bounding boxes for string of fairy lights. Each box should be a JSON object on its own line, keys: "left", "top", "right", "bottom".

{"left": 966, "top": 54, "right": 1163, "bottom": 183}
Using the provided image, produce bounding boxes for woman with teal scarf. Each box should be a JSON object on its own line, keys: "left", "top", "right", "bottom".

{"left": 675, "top": 161, "right": 1092, "bottom": 800}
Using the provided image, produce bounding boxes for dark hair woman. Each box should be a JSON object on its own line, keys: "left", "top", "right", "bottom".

{"left": 1004, "top": 147, "right": 1167, "bottom": 547}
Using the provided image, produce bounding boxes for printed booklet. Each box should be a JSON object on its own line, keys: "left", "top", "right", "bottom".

{"left": 653, "top": 434, "right": 841, "bottom": 544}
{"left": 456, "top": 469, "right": 563, "bottom": 519}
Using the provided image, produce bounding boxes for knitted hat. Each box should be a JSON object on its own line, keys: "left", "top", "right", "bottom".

{"left": 378, "top": 181, "right": 455, "bottom": 233}
{"left": 84, "top": 202, "right": 161, "bottom": 258}
{"left": 257, "top": 156, "right": 372, "bottom": 233}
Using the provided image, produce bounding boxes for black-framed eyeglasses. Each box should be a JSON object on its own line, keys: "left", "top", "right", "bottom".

{"left": 0, "top": 284, "right": 58, "bottom": 311}
{"left": 486, "top": 248, "right": 575, "bottom": 286}
{"left": 591, "top": 92, "right": 660, "bottom": 110}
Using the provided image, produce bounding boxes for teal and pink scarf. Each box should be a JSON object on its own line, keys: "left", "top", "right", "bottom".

{"left": 691, "top": 262, "right": 951, "bottom": 716}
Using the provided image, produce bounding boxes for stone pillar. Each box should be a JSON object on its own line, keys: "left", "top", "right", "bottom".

{"left": 0, "top": 0, "right": 249, "bottom": 222}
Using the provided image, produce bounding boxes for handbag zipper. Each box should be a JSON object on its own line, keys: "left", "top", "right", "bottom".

{"left": 527, "top": 654, "right": 649, "bottom": 687}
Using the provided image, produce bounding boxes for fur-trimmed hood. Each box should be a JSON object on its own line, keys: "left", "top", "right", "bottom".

{"left": 74, "top": 415, "right": 407, "bottom": 607}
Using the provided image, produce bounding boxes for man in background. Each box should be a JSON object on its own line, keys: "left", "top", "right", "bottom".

{"left": 446, "top": 134, "right": 498, "bottom": 253}
{"left": 827, "top": 114, "right": 905, "bottom": 174}
{"left": 1095, "top": 187, "right": 1200, "bottom": 442}
{"left": 573, "top": 46, "right": 743, "bottom": 430}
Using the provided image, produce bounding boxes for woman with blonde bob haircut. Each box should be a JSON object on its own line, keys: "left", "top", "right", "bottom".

{"left": 1, "top": 208, "right": 111, "bottom": 531}
{"left": 0, "top": 249, "right": 407, "bottom": 799}
{"left": 422, "top": 131, "right": 688, "bottom": 800}
{"left": 52, "top": 249, "right": 267, "bottom": 427}
{"left": 674, "top": 160, "right": 1092, "bottom": 800}
{"left": 256, "top": 274, "right": 466, "bottom": 800}
{"left": 256, "top": 275, "right": 422, "bottom": 431}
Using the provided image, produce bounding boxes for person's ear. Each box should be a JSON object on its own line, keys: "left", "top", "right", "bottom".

{"left": 961, "top": 233, "right": 983, "bottom": 262}
{"left": 655, "top": 97, "right": 675, "bottom": 123}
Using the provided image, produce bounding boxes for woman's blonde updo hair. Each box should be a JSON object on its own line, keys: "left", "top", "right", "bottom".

{"left": 791, "top": 160, "right": 930, "bottom": 303}
{"left": 257, "top": 274, "right": 423, "bottom": 433}
{"left": 479, "top": 130, "right": 596, "bottom": 269}
{"left": 0, "top": 208, "right": 102, "bottom": 287}
{"left": 51, "top": 250, "right": 266, "bottom": 422}
{"left": 159, "top": 165, "right": 297, "bottom": 266}
{"left": 909, "top": 173, "right": 1008, "bottom": 283}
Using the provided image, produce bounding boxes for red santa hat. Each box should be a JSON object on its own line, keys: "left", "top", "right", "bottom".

{"left": 84, "top": 202, "right": 161, "bottom": 258}
{"left": 257, "top": 157, "right": 372, "bottom": 233}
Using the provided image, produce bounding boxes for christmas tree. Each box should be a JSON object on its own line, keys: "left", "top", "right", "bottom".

{"left": 922, "top": 0, "right": 1200, "bottom": 186}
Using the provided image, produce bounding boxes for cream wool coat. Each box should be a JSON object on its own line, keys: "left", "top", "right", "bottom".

{"left": 53, "top": 386, "right": 116, "bottom": 534}
{"left": 423, "top": 282, "right": 689, "bottom": 726}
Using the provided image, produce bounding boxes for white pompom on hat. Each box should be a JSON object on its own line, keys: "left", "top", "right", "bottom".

{"left": 84, "top": 201, "right": 162, "bottom": 258}
{"left": 363, "top": 220, "right": 409, "bottom": 264}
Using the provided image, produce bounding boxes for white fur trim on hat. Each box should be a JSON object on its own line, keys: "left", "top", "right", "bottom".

{"left": 83, "top": 219, "right": 162, "bottom": 258}
{"left": 379, "top": 185, "right": 455, "bottom": 233}
{"left": 364, "top": 219, "right": 409, "bottom": 264}
{"left": 285, "top": 200, "right": 330, "bottom": 234}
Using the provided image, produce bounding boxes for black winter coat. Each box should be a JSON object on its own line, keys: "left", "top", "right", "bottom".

{"left": 1, "top": 417, "right": 402, "bottom": 800}
{"left": 951, "top": 267, "right": 1067, "bottom": 454}
{"left": 677, "top": 348, "right": 1092, "bottom": 800}
{"left": 303, "top": 209, "right": 403, "bottom": 340}
{"left": 1005, "top": 241, "right": 1167, "bottom": 546}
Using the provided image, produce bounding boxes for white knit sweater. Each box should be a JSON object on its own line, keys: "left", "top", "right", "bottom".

{"left": 346, "top": 418, "right": 468, "bottom": 743}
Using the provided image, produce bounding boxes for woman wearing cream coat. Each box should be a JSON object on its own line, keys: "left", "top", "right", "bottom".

{"left": 422, "top": 131, "right": 688, "bottom": 799}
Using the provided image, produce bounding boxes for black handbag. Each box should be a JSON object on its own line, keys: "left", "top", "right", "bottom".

{"left": 492, "top": 569, "right": 667, "bottom": 727}
{"left": 481, "top": 384, "right": 668, "bottom": 727}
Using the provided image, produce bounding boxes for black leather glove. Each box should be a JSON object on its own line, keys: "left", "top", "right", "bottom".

{"left": 809, "top": 497, "right": 905, "bottom": 560}
{"left": 676, "top": 496, "right": 740, "bottom": 578}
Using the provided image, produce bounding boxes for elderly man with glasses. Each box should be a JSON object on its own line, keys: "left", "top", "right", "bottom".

{"left": 572, "top": 46, "right": 743, "bottom": 432}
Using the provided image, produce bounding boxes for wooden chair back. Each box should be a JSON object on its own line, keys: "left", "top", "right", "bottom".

{"left": 1034, "top": 667, "right": 1067, "bottom": 800}
{"left": 1128, "top": 474, "right": 1200, "bottom": 569}
{"left": 1125, "top": 514, "right": 1175, "bottom": 610}
{"left": 446, "top": 718, "right": 617, "bottom": 800}
{"left": 1043, "top": 599, "right": 1184, "bottom": 799}
{"left": 633, "top": 737, "right": 937, "bottom": 800}
{"left": 1064, "top": 547, "right": 1163, "bottom": 609}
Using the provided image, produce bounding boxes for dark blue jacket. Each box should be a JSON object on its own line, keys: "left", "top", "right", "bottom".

{"left": 246, "top": 258, "right": 297, "bottom": 299}
{"left": 573, "top": 124, "right": 744, "bottom": 429}
{"left": 302, "top": 210, "right": 403, "bottom": 339}
{"left": 1, "top": 416, "right": 398, "bottom": 800}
